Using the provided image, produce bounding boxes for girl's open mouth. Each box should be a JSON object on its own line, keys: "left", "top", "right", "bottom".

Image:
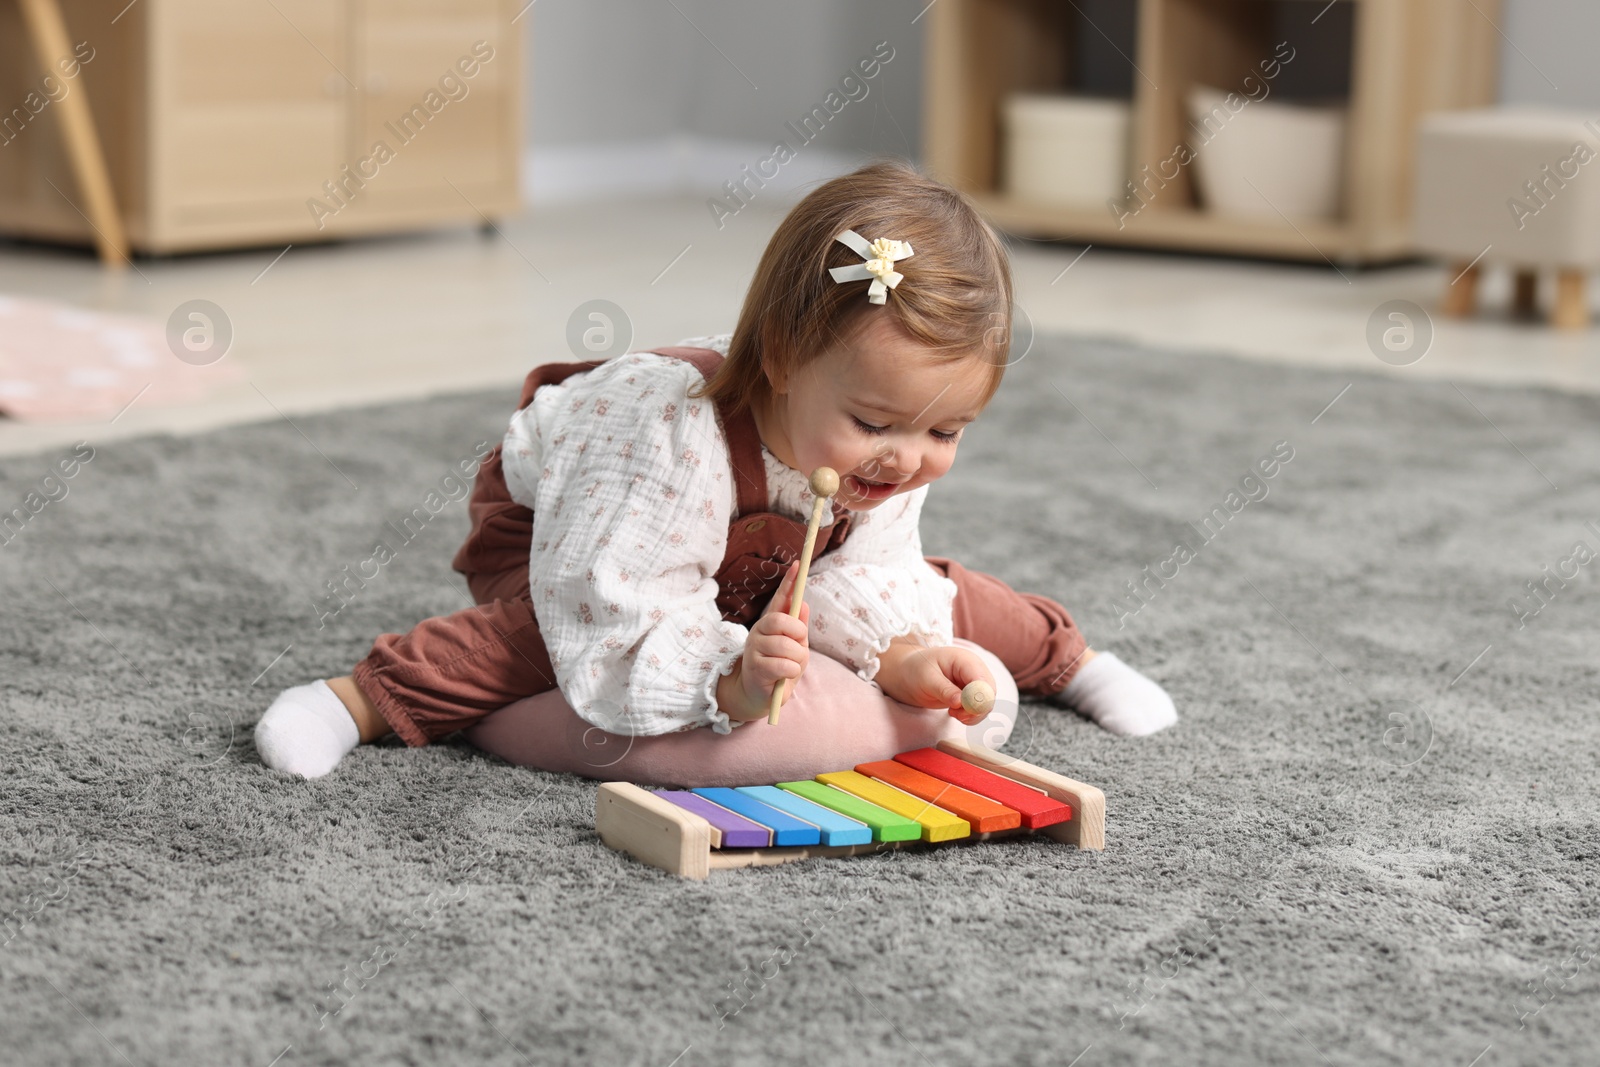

{"left": 845, "top": 474, "right": 899, "bottom": 501}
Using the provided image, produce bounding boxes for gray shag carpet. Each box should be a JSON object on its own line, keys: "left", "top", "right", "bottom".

{"left": 3, "top": 332, "right": 1599, "bottom": 1067}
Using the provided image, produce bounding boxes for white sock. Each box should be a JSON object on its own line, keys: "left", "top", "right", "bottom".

{"left": 254, "top": 679, "right": 361, "bottom": 778}
{"left": 1055, "top": 652, "right": 1176, "bottom": 737}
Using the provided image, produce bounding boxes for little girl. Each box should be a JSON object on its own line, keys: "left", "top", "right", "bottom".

{"left": 255, "top": 158, "right": 1175, "bottom": 784}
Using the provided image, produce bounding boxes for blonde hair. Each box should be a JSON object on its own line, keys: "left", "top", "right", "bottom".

{"left": 689, "top": 158, "right": 1013, "bottom": 416}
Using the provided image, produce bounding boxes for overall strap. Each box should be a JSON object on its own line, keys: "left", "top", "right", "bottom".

{"left": 644, "top": 345, "right": 768, "bottom": 518}
{"left": 515, "top": 357, "right": 607, "bottom": 409}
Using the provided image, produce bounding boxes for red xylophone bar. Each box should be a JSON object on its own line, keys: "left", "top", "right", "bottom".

{"left": 893, "top": 748, "right": 1073, "bottom": 830}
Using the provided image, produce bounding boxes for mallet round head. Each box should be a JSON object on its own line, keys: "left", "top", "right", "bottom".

{"left": 961, "top": 679, "right": 996, "bottom": 718}
{"left": 809, "top": 466, "right": 840, "bottom": 499}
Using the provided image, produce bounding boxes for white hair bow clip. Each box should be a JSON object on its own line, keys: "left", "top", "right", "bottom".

{"left": 828, "top": 229, "right": 913, "bottom": 304}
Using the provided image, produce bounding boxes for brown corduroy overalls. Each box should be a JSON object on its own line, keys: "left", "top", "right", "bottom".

{"left": 351, "top": 346, "right": 1089, "bottom": 747}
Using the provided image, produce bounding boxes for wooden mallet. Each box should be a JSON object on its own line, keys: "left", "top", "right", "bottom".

{"left": 960, "top": 679, "right": 996, "bottom": 721}
{"left": 769, "top": 466, "right": 839, "bottom": 725}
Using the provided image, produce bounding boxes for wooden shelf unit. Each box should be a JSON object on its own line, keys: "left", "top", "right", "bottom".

{"left": 923, "top": 0, "right": 1502, "bottom": 264}
{"left": 0, "top": 0, "right": 523, "bottom": 256}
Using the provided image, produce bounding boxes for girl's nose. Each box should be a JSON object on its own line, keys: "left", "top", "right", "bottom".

{"left": 864, "top": 446, "right": 902, "bottom": 478}
{"left": 878, "top": 449, "right": 915, "bottom": 480}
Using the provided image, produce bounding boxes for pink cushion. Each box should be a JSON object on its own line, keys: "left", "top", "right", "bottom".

{"left": 463, "top": 640, "right": 1018, "bottom": 787}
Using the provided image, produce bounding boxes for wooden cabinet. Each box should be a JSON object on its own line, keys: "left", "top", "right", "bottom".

{"left": 0, "top": 0, "right": 522, "bottom": 254}
{"left": 355, "top": 0, "right": 511, "bottom": 200}
{"left": 923, "top": 0, "right": 1502, "bottom": 264}
{"left": 152, "top": 0, "right": 349, "bottom": 238}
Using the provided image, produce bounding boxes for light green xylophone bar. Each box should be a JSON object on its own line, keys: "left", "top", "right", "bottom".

{"left": 776, "top": 779, "right": 922, "bottom": 842}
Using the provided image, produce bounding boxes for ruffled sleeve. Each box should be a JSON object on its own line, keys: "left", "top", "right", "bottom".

{"left": 800, "top": 486, "right": 957, "bottom": 681}
{"left": 514, "top": 352, "right": 750, "bottom": 736}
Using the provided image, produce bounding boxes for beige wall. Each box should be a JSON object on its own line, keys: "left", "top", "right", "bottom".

{"left": 525, "top": 0, "right": 924, "bottom": 157}
{"left": 1497, "top": 0, "right": 1600, "bottom": 108}
{"left": 522, "top": 0, "right": 1597, "bottom": 185}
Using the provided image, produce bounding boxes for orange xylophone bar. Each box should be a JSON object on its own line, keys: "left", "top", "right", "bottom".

{"left": 595, "top": 739, "right": 1106, "bottom": 879}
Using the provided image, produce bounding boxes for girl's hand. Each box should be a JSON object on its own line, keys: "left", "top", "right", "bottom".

{"left": 720, "top": 560, "right": 810, "bottom": 721}
{"left": 880, "top": 643, "right": 996, "bottom": 725}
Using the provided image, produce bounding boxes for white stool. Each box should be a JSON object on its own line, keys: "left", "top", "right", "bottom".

{"left": 1413, "top": 108, "right": 1600, "bottom": 329}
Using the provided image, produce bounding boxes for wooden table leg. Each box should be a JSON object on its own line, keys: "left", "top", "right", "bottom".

{"left": 1512, "top": 269, "right": 1539, "bottom": 318}
{"left": 17, "top": 0, "right": 130, "bottom": 268}
{"left": 1441, "top": 261, "right": 1480, "bottom": 317}
{"left": 1553, "top": 268, "right": 1589, "bottom": 330}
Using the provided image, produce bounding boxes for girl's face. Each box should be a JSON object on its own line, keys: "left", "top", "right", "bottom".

{"left": 755, "top": 313, "right": 992, "bottom": 510}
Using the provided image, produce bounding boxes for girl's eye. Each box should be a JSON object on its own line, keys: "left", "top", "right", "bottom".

{"left": 931, "top": 428, "right": 960, "bottom": 442}
{"left": 850, "top": 416, "right": 887, "bottom": 435}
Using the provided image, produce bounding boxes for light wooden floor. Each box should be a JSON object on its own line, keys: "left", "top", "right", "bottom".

{"left": 1, "top": 194, "right": 1596, "bottom": 458}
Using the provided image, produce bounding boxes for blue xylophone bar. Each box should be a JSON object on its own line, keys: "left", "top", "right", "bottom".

{"left": 691, "top": 788, "right": 821, "bottom": 846}
{"left": 734, "top": 785, "right": 874, "bottom": 846}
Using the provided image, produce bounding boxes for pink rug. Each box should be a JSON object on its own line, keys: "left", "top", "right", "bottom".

{"left": 0, "top": 294, "right": 243, "bottom": 421}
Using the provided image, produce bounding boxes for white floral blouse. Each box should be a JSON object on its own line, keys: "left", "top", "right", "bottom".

{"left": 500, "top": 333, "right": 957, "bottom": 737}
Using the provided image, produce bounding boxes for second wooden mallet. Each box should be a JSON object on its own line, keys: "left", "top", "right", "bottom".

{"left": 769, "top": 466, "right": 839, "bottom": 725}
{"left": 960, "top": 679, "right": 996, "bottom": 720}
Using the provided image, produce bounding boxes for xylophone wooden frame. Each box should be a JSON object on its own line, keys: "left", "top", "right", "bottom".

{"left": 595, "top": 739, "right": 1106, "bottom": 879}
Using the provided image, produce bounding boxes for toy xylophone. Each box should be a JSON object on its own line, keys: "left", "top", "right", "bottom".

{"left": 595, "top": 739, "right": 1106, "bottom": 879}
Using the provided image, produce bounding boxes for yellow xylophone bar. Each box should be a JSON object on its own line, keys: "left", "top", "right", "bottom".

{"left": 813, "top": 771, "right": 971, "bottom": 842}
{"left": 595, "top": 740, "right": 1106, "bottom": 880}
